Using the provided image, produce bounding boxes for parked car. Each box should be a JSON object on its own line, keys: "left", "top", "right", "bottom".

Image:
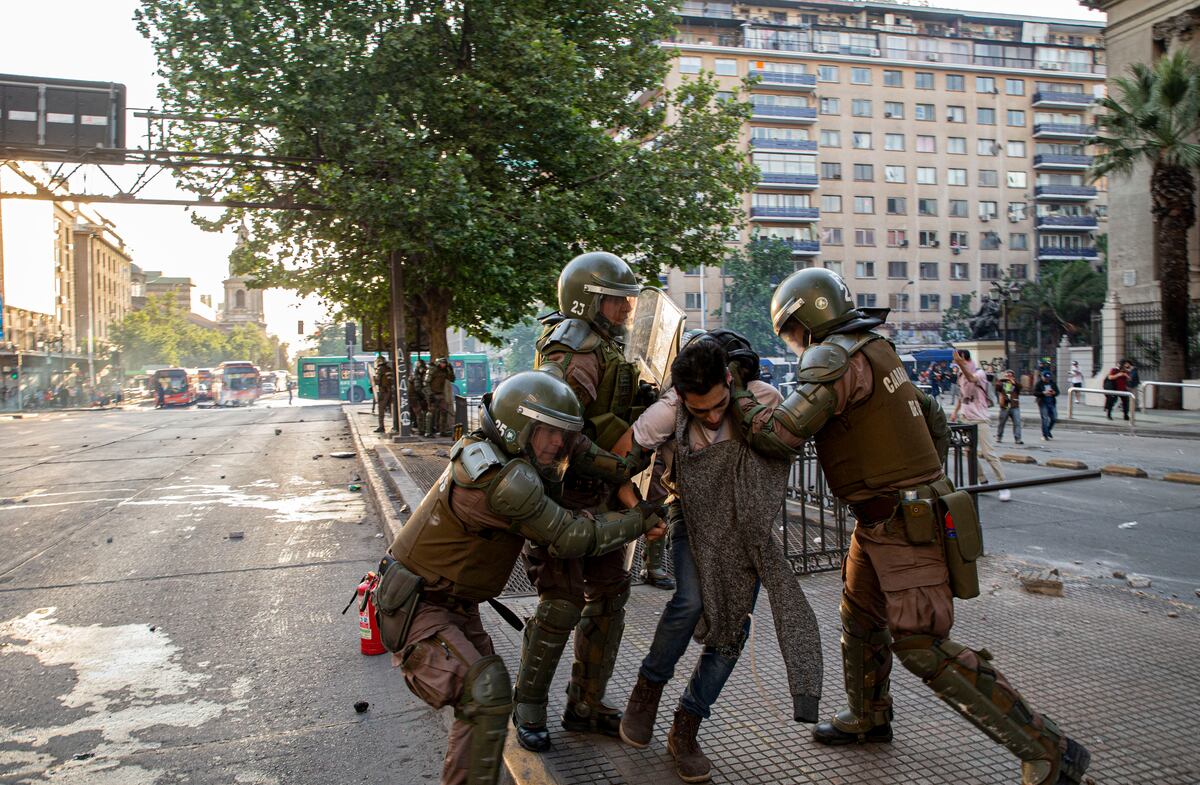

{"left": 261, "top": 381, "right": 277, "bottom": 394}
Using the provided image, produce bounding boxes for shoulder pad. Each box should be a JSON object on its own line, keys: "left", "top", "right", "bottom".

{"left": 542, "top": 318, "right": 602, "bottom": 353}
{"left": 453, "top": 439, "right": 507, "bottom": 481}
{"left": 797, "top": 343, "right": 851, "bottom": 384}
{"left": 538, "top": 311, "right": 565, "bottom": 326}
{"left": 826, "top": 332, "right": 880, "bottom": 357}
{"left": 486, "top": 460, "right": 545, "bottom": 519}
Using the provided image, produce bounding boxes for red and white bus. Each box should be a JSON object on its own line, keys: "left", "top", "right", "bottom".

{"left": 153, "top": 367, "right": 196, "bottom": 407}
{"left": 214, "top": 361, "right": 261, "bottom": 407}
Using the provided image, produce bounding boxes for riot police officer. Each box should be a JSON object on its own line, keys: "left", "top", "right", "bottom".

{"left": 410, "top": 358, "right": 429, "bottom": 432}
{"left": 374, "top": 357, "right": 394, "bottom": 434}
{"left": 426, "top": 358, "right": 456, "bottom": 437}
{"left": 512, "top": 251, "right": 658, "bottom": 752}
{"left": 730, "top": 268, "right": 1090, "bottom": 785}
{"left": 384, "top": 371, "right": 665, "bottom": 785}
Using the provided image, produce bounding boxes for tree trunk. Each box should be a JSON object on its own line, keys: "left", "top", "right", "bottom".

{"left": 1150, "top": 163, "right": 1195, "bottom": 409}
{"left": 422, "top": 287, "right": 452, "bottom": 361}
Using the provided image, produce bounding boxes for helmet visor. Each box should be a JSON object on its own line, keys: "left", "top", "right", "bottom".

{"left": 596, "top": 294, "right": 639, "bottom": 331}
{"left": 525, "top": 423, "right": 574, "bottom": 482}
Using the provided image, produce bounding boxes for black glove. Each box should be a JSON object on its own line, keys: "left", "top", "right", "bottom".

{"left": 636, "top": 380, "right": 659, "bottom": 407}
{"left": 635, "top": 499, "right": 667, "bottom": 522}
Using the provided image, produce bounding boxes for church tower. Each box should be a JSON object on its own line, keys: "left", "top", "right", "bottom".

{"left": 219, "top": 223, "right": 267, "bottom": 331}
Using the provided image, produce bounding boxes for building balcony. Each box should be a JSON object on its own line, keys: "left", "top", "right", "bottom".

{"left": 1033, "top": 123, "right": 1095, "bottom": 139}
{"left": 1034, "top": 184, "right": 1098, "bottom": 200}
{"left": 1035, "top": 215, "right": 1098, "bottom": 230}
{"left": 757, "top": 173, "right": 819, "bottom": 189}
{"left": 1033, "top": 153, "right": 1093, "bottom": 171}
{"left": 749, "top": 206, "right": 820, "bottom": 221}
{"left": 1033, "top": 91, "right": 1096, "bottom": 109}
{"left": 750, "top": 137, "right": 817, "bottom": 153}
{"left": 750, "top": 104, "right": 817, "bottom": 123}
{"left": 1036, "top": 246, "right": 1098, "bottom": 261}
{"left": 779, "top": 238, "right": 821, "bottom": 256}
{"left": 749, "top": 70, "right": 817, "bottom": 91}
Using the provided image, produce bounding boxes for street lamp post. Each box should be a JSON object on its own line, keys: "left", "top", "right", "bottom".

{"left": 989, "top": 280, "right": 1021, "bottom": 371}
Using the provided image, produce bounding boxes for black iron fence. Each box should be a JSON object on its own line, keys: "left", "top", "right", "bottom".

{"left": 1122, "top": 302, "right": 1200, "bottom": 380}
{"left": 782, "top": 423, "right": 978, "bottom": 575}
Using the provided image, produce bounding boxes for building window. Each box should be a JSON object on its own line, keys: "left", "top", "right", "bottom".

{"left": 978, "top": 138, "right": 998, "bottom": 156}
{"left": 978, "top": 107, "right": 996, "bottom": 125}
{"left": 918, "top": 198, "right": 938, "bottom": 216}
{"left": 919, "top": 230, "right": 939, "bottom": 248}
{"left": 820, "top": 129, "right": 841, "bottom": 147}
{"left": 680, "top": 57, "right": 702, "bottom": 74}
{"left": 1007, "top": 109, "right": 1026, "bottom": 127}
{"left": 976, "top": 76, "right": 997, "bottom": 93}
{"left": 979, "top": 201, "right": 999, "bottom": 219}
{"left": 1009, "top": 233, "right": 1028, "bottom": 250}
{"left": 854, "top": 228, "right": 875, "bottom": 247}
{"left": 1007, "top": 171, "right": 1027, "bottom": 189}
{"left": 854, "top": 163, "right": 875, "bottom": 181}
{"left": 947, "top": 106, "right": 966, "bottom": 123}
{"left": 824, "top": 259, "right": 843, "bottom": 274}
{"left": 949, "top": 230, "right": 969, "bottom": 248}
{"left": 884, "top": 101, "right": 904, "bottom": 119}
{"left": 891, "top": 292, "right": 911, "bottom": 312}
{"left": 887, "top": 229, "right": 909, "bottom": 247}
{"left": 851, "top": 67, "right": 871, "bottom": 85}
{"left": 914, "top": 103, "right": 935, "bottom": 121}
{"left": 1010, "top": 264, "right": 1028, "bottom": 279}
{"left": 920, "top": 293, "right": 942, "bottom": 311}
{"left": 920, "top": 261, "right": 939, "bottom": 280}
{"left": 715, "top": 59, "right": 737, "bottom": 76}
{"left": 978, "top": 170, "right": 999, "bottom": 187}
{"left": 915, "top": 72, "right": 935, "bottom": 90}
{"left": 852, "top": 132, "right": 873, "bottom": 149}
{"left": 821, "top": 162, "right": 843, "bottom": 180}
{"left": 855, "top": 261, "right": 876, "bottom": 278}
{"left": 1005, "top": 78, "right": 1025, "bottom": 96}
{"left": 856, "top": 293, "right": 878, "bottom": 308}
{"left": 883, "top": 70, "right": 903, "bottom": 87}
{"left": 948, "top": 168, "right": 967, "bottom": 186}
{"left": 884, "top": 165, "right": 905, "bottom": 183}
{"left": 685, "top": 292, "right": 706, "bottom": 309}
{"left": 950, "top": 262, "right": 969, "bottom": 280}
{"left": 823, "top": 227, "right": 844, "bottom": 245}
{"left": 820, "top": 97, "right": 840, "bottom": 114}
{"left": 821, "top": 194, "right": 842, "bottom": 213}
{"left": 949, "top": 199, "right": 968, "bottom": 217}
{"left": 818, "top": 65, "right": 840, "bottom": 83}
{"left": 235, "top": 289, "right": 246, "bottom": 309}
{"left": 946, "top": 74, "right": 965, "bottom": 92}
{"left": 1007, "top": 140, "right": 1026, "bottom": 157}
{"left": 888, "top": 260, "right": 908, "bottom": 278}
{"left": 916, "top": 135, "right": 937, "bottom": 153}
{"left": 887, "top": 197, "right": 908, "bottom": 215}
{"left": 1009, "top": 202, "right": 1028, "bottom": 221}
{"left": 981, "top": 263, "right": 1001, "bottom": 280}
{"left": 854, "top": 197, "right": 875, "bottom": 214}
{"left": 947, "top": 137, "right": 967, "bottom": 154}
{"left": 885, "top": 133, "right": 905, "bottom": 151}
{"left": 852, "top": 99, "right": 873, "bottom": 117}
{"left": 916, "top": 167, "right": 937, "bottom": 185}
{"left": 950, "top": 293, "right": 968, "bottom": 308}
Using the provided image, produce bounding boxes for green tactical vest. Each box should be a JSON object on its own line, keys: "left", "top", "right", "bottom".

{"left": 389, "top": 440, "right": 525, "bottom": 601}
{"left": 815, "top": 338, "right": 944, "bottom": 499}
{"left": 535, "top": 322, "right": 640, "bottom": 451}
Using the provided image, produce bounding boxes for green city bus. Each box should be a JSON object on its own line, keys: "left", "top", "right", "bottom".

{"left": 297, "top": 355, "right": 373, "bottom": 402}
{"left": 411, "top": 352, "right": 492, "bottom": 398}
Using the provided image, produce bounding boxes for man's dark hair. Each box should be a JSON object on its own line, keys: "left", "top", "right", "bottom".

{"left": 671, "top": 337, "right": 728, "bottom": 397}
{"left": 958, "top": 348, "right": 972, "bottom": 361}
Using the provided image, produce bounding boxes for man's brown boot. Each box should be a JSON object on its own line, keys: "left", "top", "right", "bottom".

{"left": 619, "top": 675, "right": 665, "bottom": 748}
{"left": 666, "top": 708, "right": 712, "bottom": 783}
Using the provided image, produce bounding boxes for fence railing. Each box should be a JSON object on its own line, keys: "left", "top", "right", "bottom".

{"left": 1067, "top": 386, "right": 1135, "bottom": 432}
{"left": 1136, "top": 381, "right": 1200, "bottom": 410}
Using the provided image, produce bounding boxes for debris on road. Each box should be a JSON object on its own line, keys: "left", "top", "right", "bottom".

{"left": 1167, "top": 611, "right": 1180, "bottom": 619}
{"left": 330, "top": 451, "right": 355, "bottom": 459}
{"left": 72, "top": 752, "right": 95, "bottom": 761}
{"left": 399, "top": 504, "right": 410, "bottom": 514}
{"left": 275, "top": 428, "right": 282, "bottom": 435}
{"left": 1018, "top": 569, "right": 1063, "bottom": 597}
{"left": 1111, "top": 570, "right": 1127, "bottom": 579}
{"left": 312, "top": 454, "right": 322, "bottom": 460}
{"left": 1118, "top": 521, "right": 1138, "bottom": 530}
{"left": 349, "top": 484, "right": 362, "bottom": 492}
{"left": 1126, "top": 574, "right": 1152, "bottom": 588}
{"left": 401, "top": 448, "right": 414, "bottom": 456}
{"left": 354, "top": 701, "right": 370, "bottom": 713}
{"left": 105, "top": 537, "right": 113, "bottom": 544}
{"left": 435, "top": 449, "right": 450, "bottom": 458}
{"left": 228, "top": 531, "right": 245, "bottom": 540}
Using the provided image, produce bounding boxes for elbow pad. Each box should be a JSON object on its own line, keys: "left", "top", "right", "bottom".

{"left": 774, "top": 382, "right": 838, "bottom": 442}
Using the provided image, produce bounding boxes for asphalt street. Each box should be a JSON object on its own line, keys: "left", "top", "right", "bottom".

{"left": 0, "top": 397, "right": 445, "bottom": 785}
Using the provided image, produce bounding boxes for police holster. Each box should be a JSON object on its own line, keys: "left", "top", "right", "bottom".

{"left": 939, "top": 490, "right": 982, "bottom": 600}
{"left": 373, "top": 555, "right": 425, "bottom": 653}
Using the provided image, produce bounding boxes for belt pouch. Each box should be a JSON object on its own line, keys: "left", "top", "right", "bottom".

{"left": 941, "top": 491, "right": 981, "bottom": 600}
{"left": 900, "top": 498, "right": 936, "bottom": 544}
{"left": 373, "top": 558, "right": 425, "bottom": 653}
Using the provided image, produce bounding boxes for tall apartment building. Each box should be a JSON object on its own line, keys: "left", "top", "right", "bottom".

{"left": 660, "top": 1, "right": 1107, "bottom": 345}
{"left": 73, "top": 209, "right": 133, "bottom": 377}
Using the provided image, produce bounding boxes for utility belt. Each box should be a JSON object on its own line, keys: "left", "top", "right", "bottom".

{"left": 850, "top": 476, "right": 982, "bottom": 600}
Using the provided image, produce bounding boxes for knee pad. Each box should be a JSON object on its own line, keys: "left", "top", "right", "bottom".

{"left": 891, "top": 634, "right": 946, "bottom": 680}
{"left": 460, "top": 655, "right": 513, "bottom": 719}
{"left": 840, "top": 599, "right": 891, "bottom": 647}
{"left": 534, "top": 596, "right": 583, "bottom": 633}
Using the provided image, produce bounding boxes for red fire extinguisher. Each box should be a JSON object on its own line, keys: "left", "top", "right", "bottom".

{"left": 342, "top": 572, "right": 386, "bottom": 656}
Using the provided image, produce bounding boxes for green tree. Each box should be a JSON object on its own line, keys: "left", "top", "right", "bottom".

{"left": 226, "top": 325, "right": 276, "bottom": 369}
{"left": 137, "top": 1, "right": 755, "bottom": 360}
{"left": 722, "top": 238, "right": 794, "bottom": 355}
{"left": 1091, "top": 50, "right": 1200, "bottom": 408}
{"left": 497, "top": 316, "right": 543, "bottom": 376}
{"left": 309, "top": 322, "right": 350, "bottom": 356}
{"left": 1013, "top": 261, "right": 1107, "bottom": 352}
{"left": 941, "top": 292, "right": 975, "bottom": 343}
{"left": 111, "top": 295, "right": 200, "bottom": 370}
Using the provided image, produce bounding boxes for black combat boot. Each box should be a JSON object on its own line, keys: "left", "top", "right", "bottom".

{"left": 812, "top": 710, "right": 893, "bottom": 745}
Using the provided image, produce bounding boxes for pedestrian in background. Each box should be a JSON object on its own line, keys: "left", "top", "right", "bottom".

{"left": 994, "top": 370, "right": 1023, "bottom": 445}
{"left": 1124, "top": 360, "right": 1140, "bottom": 412}
{"left": 287, "top": 380, "right": 294, "bottom": 405}
{"left": 1069, "top": 361, "right": 1084, "bottom": 389}
{"left": 1104, "top": 362, "right": 1130, "bottom": 421}
{"left": 951, "top": 350, "right": 1010, "bottom": 501}
{"left": 1034, "top": 371, "right": 1060, "bottom": 441}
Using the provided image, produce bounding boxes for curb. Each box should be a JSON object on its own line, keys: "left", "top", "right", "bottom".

{"left": 1163, "top": 471, "right": 1200, "bottom": 485}
{"left": 342, "top": 404, "right": 407, "bottom": 542}
{"left": 1046, "top": 458, "right": 1088, "bottom": 470}
{"left": 1001, "top": 453, "right": 1037, "bottom": 464}
{"left": 1101, "top": 464, "right": 1150, "bottom": 478}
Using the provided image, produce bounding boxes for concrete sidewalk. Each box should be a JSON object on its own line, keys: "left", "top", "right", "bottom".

{"left": 345, "top": 405, "right": 1200, "bottom": 785}
{"left": 933, "top": 394, "right": 1200, "bottom": 439}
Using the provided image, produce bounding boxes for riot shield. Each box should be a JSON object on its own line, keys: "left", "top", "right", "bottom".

{"left": 623, "top": 288, "right": 687, "bottom": 389}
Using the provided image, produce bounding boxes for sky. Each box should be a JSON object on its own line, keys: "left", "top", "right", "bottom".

{"left": 0, "top": 0, "right": 1105, "bottom": 348}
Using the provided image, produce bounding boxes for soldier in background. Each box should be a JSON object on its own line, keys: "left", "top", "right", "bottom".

{"left": 385, "top": 371, "right": 664, "bottom": 785}
{"left": 410, "top": 358, "right": 429, "bottom": 434}
{"left": 374, "top": 357, "right": 394, "bottom": 434}
{"left": 732, "top": 268, "right": 1090, "bottom": 785}
{"left": 426, "top": 358, "right": 456, "bottom": 437}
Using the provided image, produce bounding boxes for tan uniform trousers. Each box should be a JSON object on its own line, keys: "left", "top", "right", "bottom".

{"left": 843, "top": 517, "right": 954, "bottom": 639}
{"left": 397, "top": 599, "right": 499, "bottom": 785}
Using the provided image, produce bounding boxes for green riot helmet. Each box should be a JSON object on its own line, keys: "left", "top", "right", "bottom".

{"left": 481, "top": 370, "right": 584, "bottom": 482}
{"left": 770, "top": 267, "right": 858, "bottom": 350}
{"left": 557, "top": 251, "right": 642, "bottom": 337}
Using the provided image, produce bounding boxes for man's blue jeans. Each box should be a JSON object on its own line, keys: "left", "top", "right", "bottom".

{"left": 997, "top": 406, "right": 1022, "bottom": 442}
{"left": 639, "top": 517, "right": 757, "bottom": 719}
{"left": 1039, "top": 398, "right": 1058, "bottom": 438}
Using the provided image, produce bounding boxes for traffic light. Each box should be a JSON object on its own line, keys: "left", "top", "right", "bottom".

{"left": 345, "top": 322, "right": 357, "bottom": 347}
{"left": 9, "top": 370, "right": 17, "bottom": 380}
{"left": 297, "top": 320, "right": 305, "bottom": 335}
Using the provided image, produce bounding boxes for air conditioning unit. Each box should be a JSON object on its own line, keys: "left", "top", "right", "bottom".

{"left": 870, "top": 48, "right": 881, "bottom": 57}
{"left": 981, "top": 215, "right": 991, "bottom": 222}
{"left": 953, "top": 247, "right": 961, "bottom": 255}
{"left": 831, "top": 173, "right": 842, "bottom": 179}
{"left": 931, "top": 240, "right": 940, "bottom": 247}
{"left": 991, "top": 88, "right": 999, "bottom": 94}
{"left": 815, "top": 44, "right": 833, "bottom": 53}
{"left": 1009, "top": 215, "right": 1020, "bottom": 223}
{"left": 1041, "top": 62, "right": 1063, "bottom": 71}
{"left": 926, "top": 53, "right": 940, "bottom": 61}
{"left": 900, "top": 240, "right": 909, "bottom": 247}
{"left": 885, "top": 112, "right": 895, "bottom": 118}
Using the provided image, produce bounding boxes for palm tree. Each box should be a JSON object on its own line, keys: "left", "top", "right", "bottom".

{"left": 1091, "top": 50, "right": 1200, "bottom": 409}
{"left": 1015, "top": 261, "right": 1107, "bottom": 352}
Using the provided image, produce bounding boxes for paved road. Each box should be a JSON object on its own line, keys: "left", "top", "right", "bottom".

{"left": 0, "top": 401, "right": 445, "bottom": 784}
